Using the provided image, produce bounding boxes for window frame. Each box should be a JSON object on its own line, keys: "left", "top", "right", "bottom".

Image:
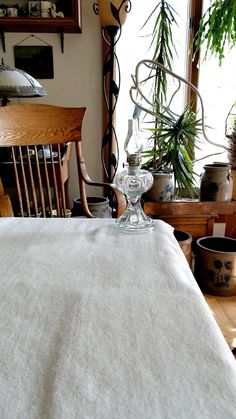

{"left": 186, "top": 0, "right": 203, "bottom": 109}
{"left": 101, "top": 0, "right": 204, "bottom": 179}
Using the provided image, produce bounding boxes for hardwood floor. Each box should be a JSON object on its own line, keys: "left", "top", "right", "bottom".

{"left": 204, "top": 294, "right": 236, "bottom": 359}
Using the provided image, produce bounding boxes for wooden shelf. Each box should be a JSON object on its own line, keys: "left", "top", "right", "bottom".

{"left": 144, "top": 200, "right": 236, "bottom": 240}
{"left": 0, "top": 16, "right": 81, "bottom": 33}
{"left": 144, "top": 200, "right": 236, "bottom": 216}
{"left": 0, "top": 1, "right": 81, "bottom": 52}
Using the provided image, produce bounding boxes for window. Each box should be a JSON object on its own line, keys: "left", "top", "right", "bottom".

{"left": 194, "top": 0, "right": 236, "bottom": 173}
{"left": 116, "top": 0, "right": 190, "bottom": 167}
{"left": 115, "top": 0, "right": 236, "bottom": 181}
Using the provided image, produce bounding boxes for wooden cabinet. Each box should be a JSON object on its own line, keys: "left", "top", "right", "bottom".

{"left": 144, "top": 200, "right": 236, "bottom": 240}
{"left": 0, "top": 1, "right": 81, "bottom": 33}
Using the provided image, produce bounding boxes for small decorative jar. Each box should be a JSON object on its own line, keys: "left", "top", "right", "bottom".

{"left": 144, "top": 172, "right": 174, "bottom": 202}
{"left": 199, "top": 163, "right": 233, "bottom": 201}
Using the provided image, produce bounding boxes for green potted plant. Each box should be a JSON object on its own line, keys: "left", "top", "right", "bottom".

{"left": 141, "top": 104, "right": 202, "bottom": 199}
{"left": 135, "top": 1, "right": 202, "bottom": 200}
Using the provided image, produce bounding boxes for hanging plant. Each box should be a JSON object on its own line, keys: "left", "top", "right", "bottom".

{"left": 194, "top": 0, "right": 236, "bottom": 65}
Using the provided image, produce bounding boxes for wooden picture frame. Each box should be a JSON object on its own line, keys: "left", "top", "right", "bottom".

{"left": 14, "top": 45, "right": 54, "bottom": 79}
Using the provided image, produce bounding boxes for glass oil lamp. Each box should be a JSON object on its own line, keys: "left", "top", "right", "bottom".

{"left": 225, "top": 102, "right": 236, "bottom": 139}
{"left": 225, "top": 102, "right": 236, "bottom": 168}
{"left": 115, "top": 117, "right": 154, "bottom": 232}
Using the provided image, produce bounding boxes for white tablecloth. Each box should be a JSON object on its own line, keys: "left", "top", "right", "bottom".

{"left": 0, "top": 218, "right": 235, "bottom": 419}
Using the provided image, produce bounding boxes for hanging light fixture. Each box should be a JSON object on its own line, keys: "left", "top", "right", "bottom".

{"left": 0, "top": 64, "right": 47, "bottom": 106}
{"left": 96, "top": 0, "right": 129, "bottom": 28}
{"left": 0, "top": 63, "right": 47, "bottom": 162}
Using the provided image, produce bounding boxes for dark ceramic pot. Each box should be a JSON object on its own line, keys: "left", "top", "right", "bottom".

{"left": 72, "top": 197, "right": 111, "bottom": 218}
{"left": 174, "top": 230, "right": 192, "bottom": 267}
{"left": 194, "top": 236, "right": 236, "bottom": 296}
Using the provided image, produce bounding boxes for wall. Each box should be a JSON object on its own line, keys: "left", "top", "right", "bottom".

{"left": 2, "top": 0, "right": 103, "bottom": 206}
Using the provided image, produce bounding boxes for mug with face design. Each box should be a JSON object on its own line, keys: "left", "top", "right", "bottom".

{"left": 0, "top": 8, "right": 6, "bottom": 17}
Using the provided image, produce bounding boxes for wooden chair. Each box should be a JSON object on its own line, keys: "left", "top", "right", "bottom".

{"left": 0, "top": 177, "right": 13, "bottom": 217}
{"left": 0, "top": 104, "right": 126, "bottom": 218}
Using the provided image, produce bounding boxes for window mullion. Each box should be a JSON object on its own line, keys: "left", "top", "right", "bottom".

{"left": 186, "top": 0, "right": 203, "bottom": 110}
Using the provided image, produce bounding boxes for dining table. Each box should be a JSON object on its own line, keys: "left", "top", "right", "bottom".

{"left": 0, "top": 217, "right": 235, "bottom": 419}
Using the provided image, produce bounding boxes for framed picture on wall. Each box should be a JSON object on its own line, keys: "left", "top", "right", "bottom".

{"left": 14, "top": 45, "right": 54, "bottom": 79}
{"left": 28, "top": 1, "right": 40, "bottom": 17}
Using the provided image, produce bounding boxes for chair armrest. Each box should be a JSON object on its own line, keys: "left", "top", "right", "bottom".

{"left": 78, "top": 154, "right": 126, "bottom": 218}
{"left": 0, "top": 177, "right": 4, "bottom": 195}
{"left": 0, "top": 176, "right": 14, "bottom": 217}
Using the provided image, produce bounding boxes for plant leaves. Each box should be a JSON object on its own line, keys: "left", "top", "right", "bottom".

{"left": 193, "top": 0, "right": 236, "bottom": 65}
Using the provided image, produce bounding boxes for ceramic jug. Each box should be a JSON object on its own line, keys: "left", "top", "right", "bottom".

{"left": 200, "top": 163, "right": 233, "bottom": 201}
{"left": 145, "top": 172, "right": 174, "bottom": 201}
{"left": 41, "top": 1, "right": 56, "bottom": 18}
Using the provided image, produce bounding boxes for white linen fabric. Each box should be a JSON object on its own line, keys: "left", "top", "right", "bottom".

{"left": 0, "top": 218, "right": 235, "bottom": 419}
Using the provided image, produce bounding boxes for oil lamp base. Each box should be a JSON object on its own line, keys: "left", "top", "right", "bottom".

{"left": 115, "top": 201, "right": 154, "bottom": 233}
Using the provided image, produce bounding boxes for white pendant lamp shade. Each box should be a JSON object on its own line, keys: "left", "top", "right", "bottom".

{"left": 0, "top": 65, "right": 47, "bottom": 99}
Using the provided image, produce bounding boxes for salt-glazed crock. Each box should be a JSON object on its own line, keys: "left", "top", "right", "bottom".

{"left": 199, "top": 163, "right": 233, "bottom": 201}
{"left": 194, "top": 236, "right": 236, "bottom": 296}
